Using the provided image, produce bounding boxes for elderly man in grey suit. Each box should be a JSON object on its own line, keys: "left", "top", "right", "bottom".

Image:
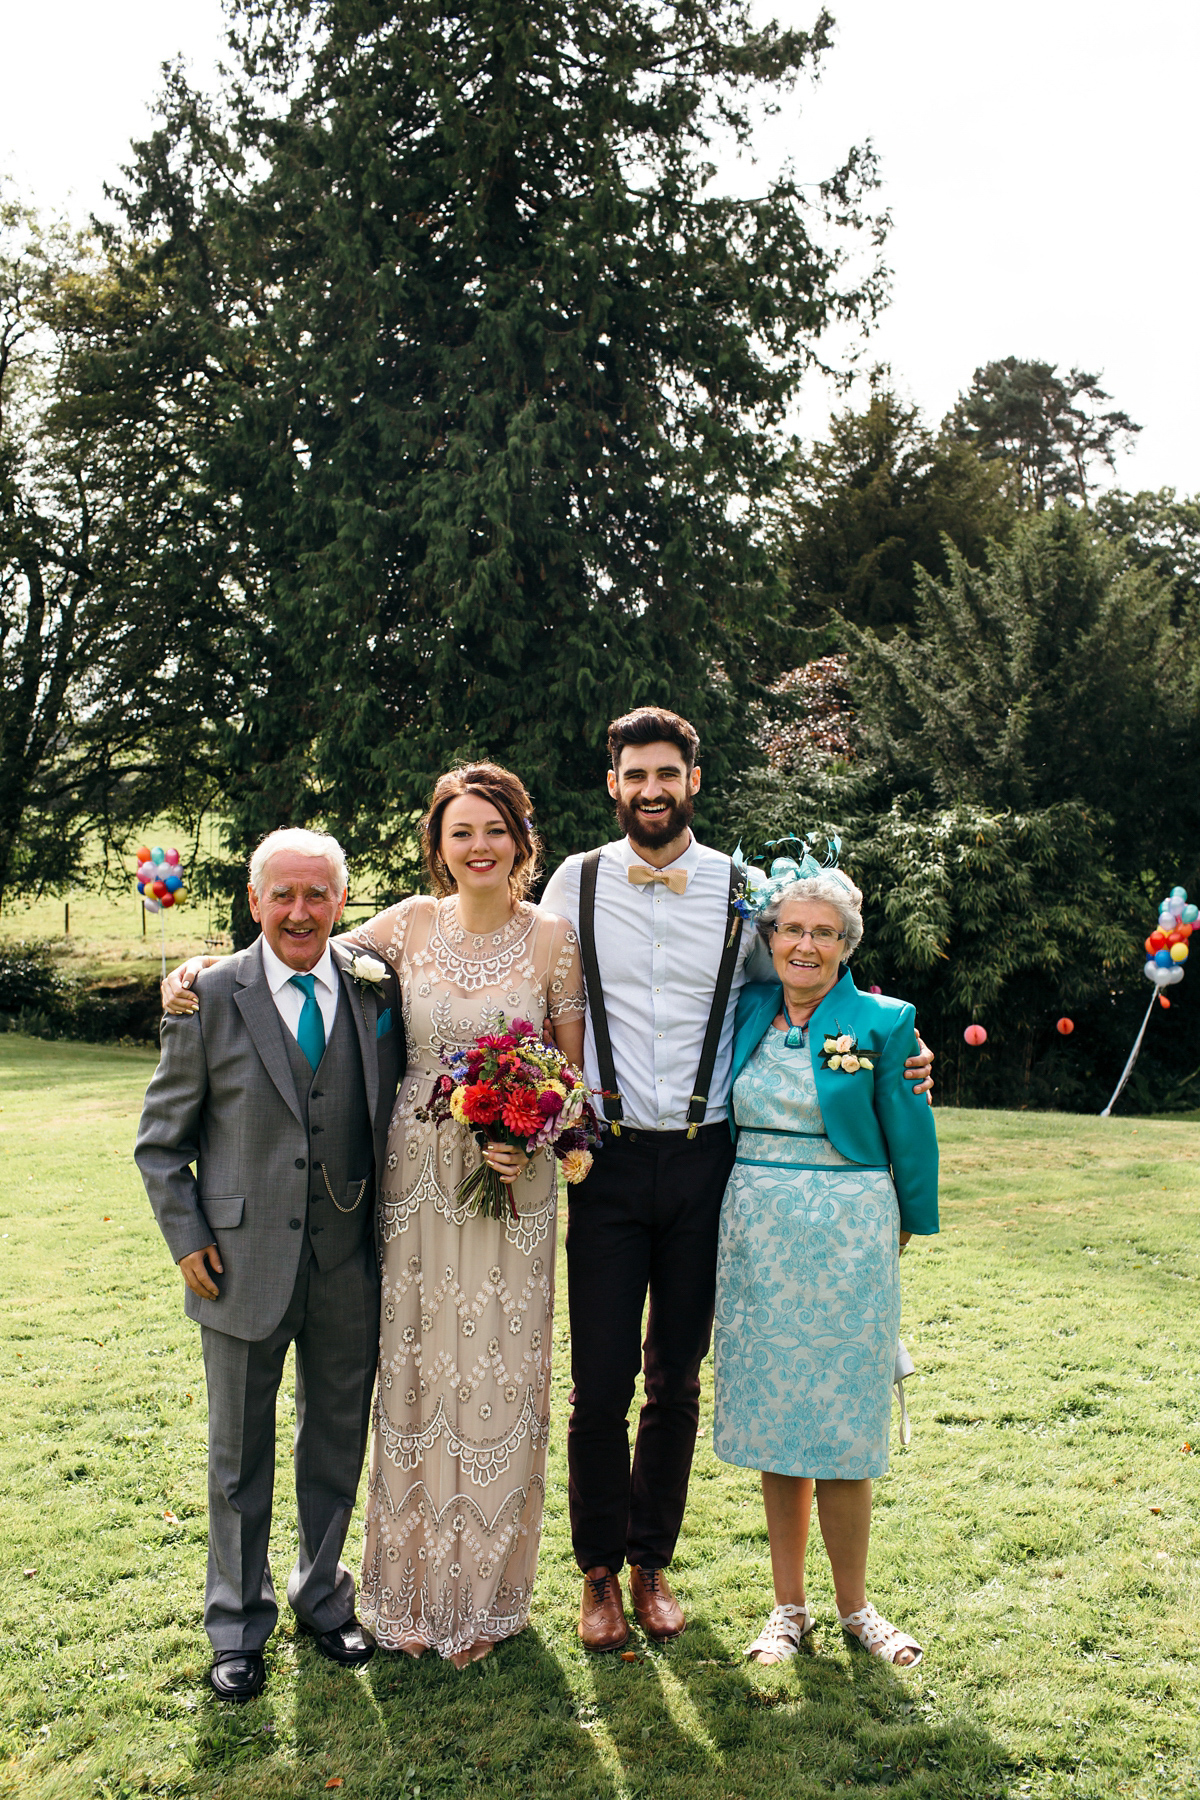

{"left": 135, "top": 828, "right": 405, "bottom": 1702}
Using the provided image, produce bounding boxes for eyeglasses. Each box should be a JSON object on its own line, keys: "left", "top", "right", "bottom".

{"left": 772, "top": 924, "right": 847, "bottom": 945}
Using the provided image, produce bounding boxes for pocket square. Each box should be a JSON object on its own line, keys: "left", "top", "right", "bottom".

{"left": 376, "top": 1007, "right": 393, "bottom": 1038}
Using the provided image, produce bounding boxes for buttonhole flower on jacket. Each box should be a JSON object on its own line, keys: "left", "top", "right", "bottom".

{"left": 349, "top": 953, "right": 387, "bottom": 990}
{"left": 819, "top": 1027, "right": 873, "bottom": 1074}
{"left": 348, "top": 952, "right": 387, "bottom": 1024}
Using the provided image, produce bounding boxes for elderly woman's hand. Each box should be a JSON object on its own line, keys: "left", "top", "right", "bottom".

{"left": 899, "top": 1232, "right": 913, "bottom": 1255}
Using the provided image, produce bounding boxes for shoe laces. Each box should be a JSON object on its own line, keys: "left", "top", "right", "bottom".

{"left": 638, "top": 1566, "right": 661, "bottom": 1593}
{"left": 588, "top": 1572, "right": 612, "bottom": 1603}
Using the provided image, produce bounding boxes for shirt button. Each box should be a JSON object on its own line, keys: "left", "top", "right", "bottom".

{"left": 289, "top": 1218, "right": 302, "bottom": 1230}
{"left": 295, "top": 1158, "right": 306, "bottom": 1169}
{"left": 657, "top": 1032, "right": 664, "bottom": 1038}
{"left": 310, "top": 1225, "right": 323, "bottom": 1235}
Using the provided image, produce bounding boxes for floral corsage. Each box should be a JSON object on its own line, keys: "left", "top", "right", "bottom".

{"left": 819, "top": 1029, "right": 874, "bottom": 1075}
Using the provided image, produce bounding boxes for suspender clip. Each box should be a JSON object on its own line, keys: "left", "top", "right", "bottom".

{"left": 610, "top": 1121, "right": 621, "bottom": 1137}
{"left": 686, "top": 1123, "right": 697, "bottom": 1140}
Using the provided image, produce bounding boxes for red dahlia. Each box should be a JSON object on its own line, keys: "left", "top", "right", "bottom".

{"left": 462, "top": 1082, "right": 503, "bottom": 1124}
{"left": 501, "top": 1092, "right": 543, "bottom": 1138}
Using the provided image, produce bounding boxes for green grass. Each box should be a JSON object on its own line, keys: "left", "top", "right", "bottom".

{"left": 2, "top": 1037, "right": 1198, "bottom": 1799}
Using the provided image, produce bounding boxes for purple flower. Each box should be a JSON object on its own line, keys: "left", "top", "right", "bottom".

{"left": 537, "top": 1089, "right": 564, "bottom": 1118}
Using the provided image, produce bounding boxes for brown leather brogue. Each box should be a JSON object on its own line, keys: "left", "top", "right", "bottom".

{"left": 630, "top": 1565, "right": 686, "bottom": 1641}
{"left": 579, "top": 1566, "right": 630, "bottom": 1652}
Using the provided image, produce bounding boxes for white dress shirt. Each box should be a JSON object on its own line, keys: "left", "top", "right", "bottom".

{"left": 260, "top": 936, "right": 340, "bottom": 1047}
{"left": 541, "top": 834, "right": 761, "bottom": 1130}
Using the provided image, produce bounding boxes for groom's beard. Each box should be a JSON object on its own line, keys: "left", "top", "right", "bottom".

{"left": 616, "top": 791, "right": 695, "bottom": 850}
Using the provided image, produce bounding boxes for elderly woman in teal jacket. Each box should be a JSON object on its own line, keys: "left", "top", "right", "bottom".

{"left": 712, "top": 854, "right": 938, "bottom": 1669}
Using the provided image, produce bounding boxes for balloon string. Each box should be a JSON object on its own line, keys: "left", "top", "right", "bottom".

{"left": 1100, "top": 987, "right": 1159, "bottom": 1118}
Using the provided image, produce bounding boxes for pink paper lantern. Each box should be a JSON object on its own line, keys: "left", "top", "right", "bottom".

{"left": 964, "top": 1023, "right": 987, "bottom": 1046}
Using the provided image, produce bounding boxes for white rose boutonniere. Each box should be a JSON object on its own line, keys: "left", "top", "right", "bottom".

{"left": 347, "top": 951, "right": 388, "bottom": 1022}
{"left": 349, "top": 952, "right": 387, "bottom": 988}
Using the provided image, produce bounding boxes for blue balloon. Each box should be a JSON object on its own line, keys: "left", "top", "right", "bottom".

{"left": 1171, "top": 886, "right": 1188, "bottom": 900}
{"left": 164, "top": 872, "right": 182, "bottom": 893}
{"left": 1154, "top": 948, "right": 1174, "bottom": 967}
{"left": 137, "top": 880, "right": 145, "bottom": 894}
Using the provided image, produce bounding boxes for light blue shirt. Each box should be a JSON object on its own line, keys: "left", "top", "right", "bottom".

{"left": 541, "top": 834, "right": 763, "bottom": 1130}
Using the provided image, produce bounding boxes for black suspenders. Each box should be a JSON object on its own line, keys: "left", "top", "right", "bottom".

{"left": 577, "top": 849, "right": 744, "bottom": 1139}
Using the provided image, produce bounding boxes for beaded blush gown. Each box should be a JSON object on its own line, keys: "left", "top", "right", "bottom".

{"left": 346, "top": 896, "right": 584, "bottom": 1660}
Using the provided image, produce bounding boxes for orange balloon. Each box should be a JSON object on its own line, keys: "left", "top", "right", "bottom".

{"left": 1056, "top": 1017, "right": 1074, "bottom": 1035}
{"left": 137, "top": 845, "right": 152, "bottom": 864}
{"left": 1159, "top": 995, "right": 1171, "bottom": 1009}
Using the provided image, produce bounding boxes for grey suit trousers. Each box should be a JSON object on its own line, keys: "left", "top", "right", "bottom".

{"left": 201, "top": 1238, "right": 379, "bottom": 1652}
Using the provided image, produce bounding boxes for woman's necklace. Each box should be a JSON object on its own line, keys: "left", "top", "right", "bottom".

{"left": 782, "top": 997, "right": 808, "bottom": 1049}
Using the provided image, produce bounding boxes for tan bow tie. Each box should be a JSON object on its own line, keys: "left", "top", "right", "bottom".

{"left": 627, "top": 863, "right": 689, "bottom": 895}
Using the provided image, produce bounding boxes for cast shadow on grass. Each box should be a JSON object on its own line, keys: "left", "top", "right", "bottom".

{"left": 593, "top": 1619, "right": 1014, "bottom": 1800}
{"left": 305, "top": 1624, "right": 620, "bottom": 1798}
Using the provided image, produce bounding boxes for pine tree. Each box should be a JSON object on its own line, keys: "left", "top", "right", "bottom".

{"left": 116, "top": 0, "right": 886, "bottom": 895}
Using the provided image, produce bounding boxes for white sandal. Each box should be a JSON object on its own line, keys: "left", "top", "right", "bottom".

{"left": 838, "top": 1603, "right": 923, "bottom": 1667}
{"left": 745, "top": 1601, "right": 815, "bottom": 1663}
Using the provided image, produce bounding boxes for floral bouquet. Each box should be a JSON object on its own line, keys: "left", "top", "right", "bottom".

{"left": 416, "top": 1013, "right": 603, "bottom": 1220}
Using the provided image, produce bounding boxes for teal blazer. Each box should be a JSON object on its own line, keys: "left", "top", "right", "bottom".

{"left": 729, "top": 966, "right": 939, "bottom": 1236}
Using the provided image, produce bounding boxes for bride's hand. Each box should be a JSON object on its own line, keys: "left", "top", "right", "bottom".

{"left": 161, "top": 956, "right": 219, "bottom": 1015}
{"left": 484, "top": 1143, "right": 530, "bottom": 1186}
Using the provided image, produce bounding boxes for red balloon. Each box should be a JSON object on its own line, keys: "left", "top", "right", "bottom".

{"left": 1147, "top": 933, "right": 1166, "bottom": 953}
{"left": 1056, "top": 1017, "right": 1074, "bottom": 1035}
{"left": 964, "top": 1024, "right": 987, "bottom": 1046}
{"left": 161, "top": 892, "right": 175, "bottom": 908}
{"left": 152, "top": 880, "right": 168, "bottom": 899}
{"left": 1159, "top": 994, "right": 1171, "bottom": 1009}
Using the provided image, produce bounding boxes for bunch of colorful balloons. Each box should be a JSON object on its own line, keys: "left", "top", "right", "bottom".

{"left": 1144, "top": 884, "right": 1194, "bottom": 1008}
{"left": 136, "top": 845, "right": 186, "bottom": 914}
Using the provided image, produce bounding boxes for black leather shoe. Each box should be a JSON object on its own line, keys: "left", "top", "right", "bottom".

{"left": 208, "top": 1651, "right": 266, "bottom": 1702}
{"left": 299, "top": 1617, "right": 376, "bottom": 1667}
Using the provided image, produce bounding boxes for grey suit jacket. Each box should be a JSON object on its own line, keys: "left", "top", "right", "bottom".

{"left": 135, "top": 938, "right": 405, "bottom": 1342}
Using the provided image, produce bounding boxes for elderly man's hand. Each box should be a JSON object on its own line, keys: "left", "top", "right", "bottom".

{"left": 179, "top": 1244, "right": 223, "bottom": 1300}
{"left": 904, "top": 1034, "right": 935, "bottom": 1101}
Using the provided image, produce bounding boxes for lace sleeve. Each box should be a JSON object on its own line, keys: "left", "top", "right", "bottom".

{"left": 339, "top": 897, "right": 418, "bottom": 967}
{"left": 542, "top": 911, "right": 586, "bottom": 1019}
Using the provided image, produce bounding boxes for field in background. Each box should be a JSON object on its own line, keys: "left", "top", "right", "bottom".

{"left": 2, "top": 1037, "right": 1198, "bottom": 1799}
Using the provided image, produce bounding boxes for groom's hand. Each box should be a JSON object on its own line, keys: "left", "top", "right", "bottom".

{"left": 179, "top": 1243, "right": 223, "bottom": 1300}
{"left": 904, "top": 1034, "right": 935, "bottom": 1101}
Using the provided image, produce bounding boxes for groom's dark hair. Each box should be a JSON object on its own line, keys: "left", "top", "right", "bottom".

{"left": 607, "top": 708, "right": 700, "bottom": 774}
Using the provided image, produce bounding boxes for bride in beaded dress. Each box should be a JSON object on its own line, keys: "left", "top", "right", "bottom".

{"left": 343, "top": 764, "right": 585, "bottom": 1667}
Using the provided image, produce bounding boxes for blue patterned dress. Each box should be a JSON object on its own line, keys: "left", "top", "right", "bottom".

{"left": 713, "top": 1026, "right": 901, "bottom": 1480}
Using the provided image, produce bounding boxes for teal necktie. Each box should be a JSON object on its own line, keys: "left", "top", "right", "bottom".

{"left": 288, "top": 973, "right": 326, "bottom": 1071}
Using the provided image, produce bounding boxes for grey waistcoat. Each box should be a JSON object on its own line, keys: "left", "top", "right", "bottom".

{"left": 280, "top": 989, "right": 374, "bottom": 1271}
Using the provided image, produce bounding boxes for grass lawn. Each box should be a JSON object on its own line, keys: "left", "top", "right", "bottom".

{"left": 1, "top": 1036, "right": 1198, "bottom": 1800}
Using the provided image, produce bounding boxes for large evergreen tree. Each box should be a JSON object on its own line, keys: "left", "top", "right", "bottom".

{"left": 117, "top": 0, "right": 886, "bottom": 899}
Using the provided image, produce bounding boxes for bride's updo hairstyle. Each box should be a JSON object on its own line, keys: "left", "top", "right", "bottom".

{"left": 422, "top": 763, "right": 542, "bottom": 902}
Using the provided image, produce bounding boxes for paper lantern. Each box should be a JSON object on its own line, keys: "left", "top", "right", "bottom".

{"left": 1056, "top": 1017, "right": 1074, "bottom": 1035}
{"left": 964, "top": 1024, "right": 987, "bottom": 1046}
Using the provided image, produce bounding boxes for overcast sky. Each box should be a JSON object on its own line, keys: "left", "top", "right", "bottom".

{"left": 4, "top": 0, "right": 1197, "bottom": 493}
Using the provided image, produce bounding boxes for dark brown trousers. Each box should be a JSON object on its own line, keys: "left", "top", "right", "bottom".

{"left": 565, "top": 1122, "right": 735, "bottom": 1574}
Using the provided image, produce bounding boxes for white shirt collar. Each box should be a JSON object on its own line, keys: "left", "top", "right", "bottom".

{"left": 260, "top": 934, "right": 338, "bottom": 997}
{"left": 619, "top": 830, "right": 701, "bottom": 878}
